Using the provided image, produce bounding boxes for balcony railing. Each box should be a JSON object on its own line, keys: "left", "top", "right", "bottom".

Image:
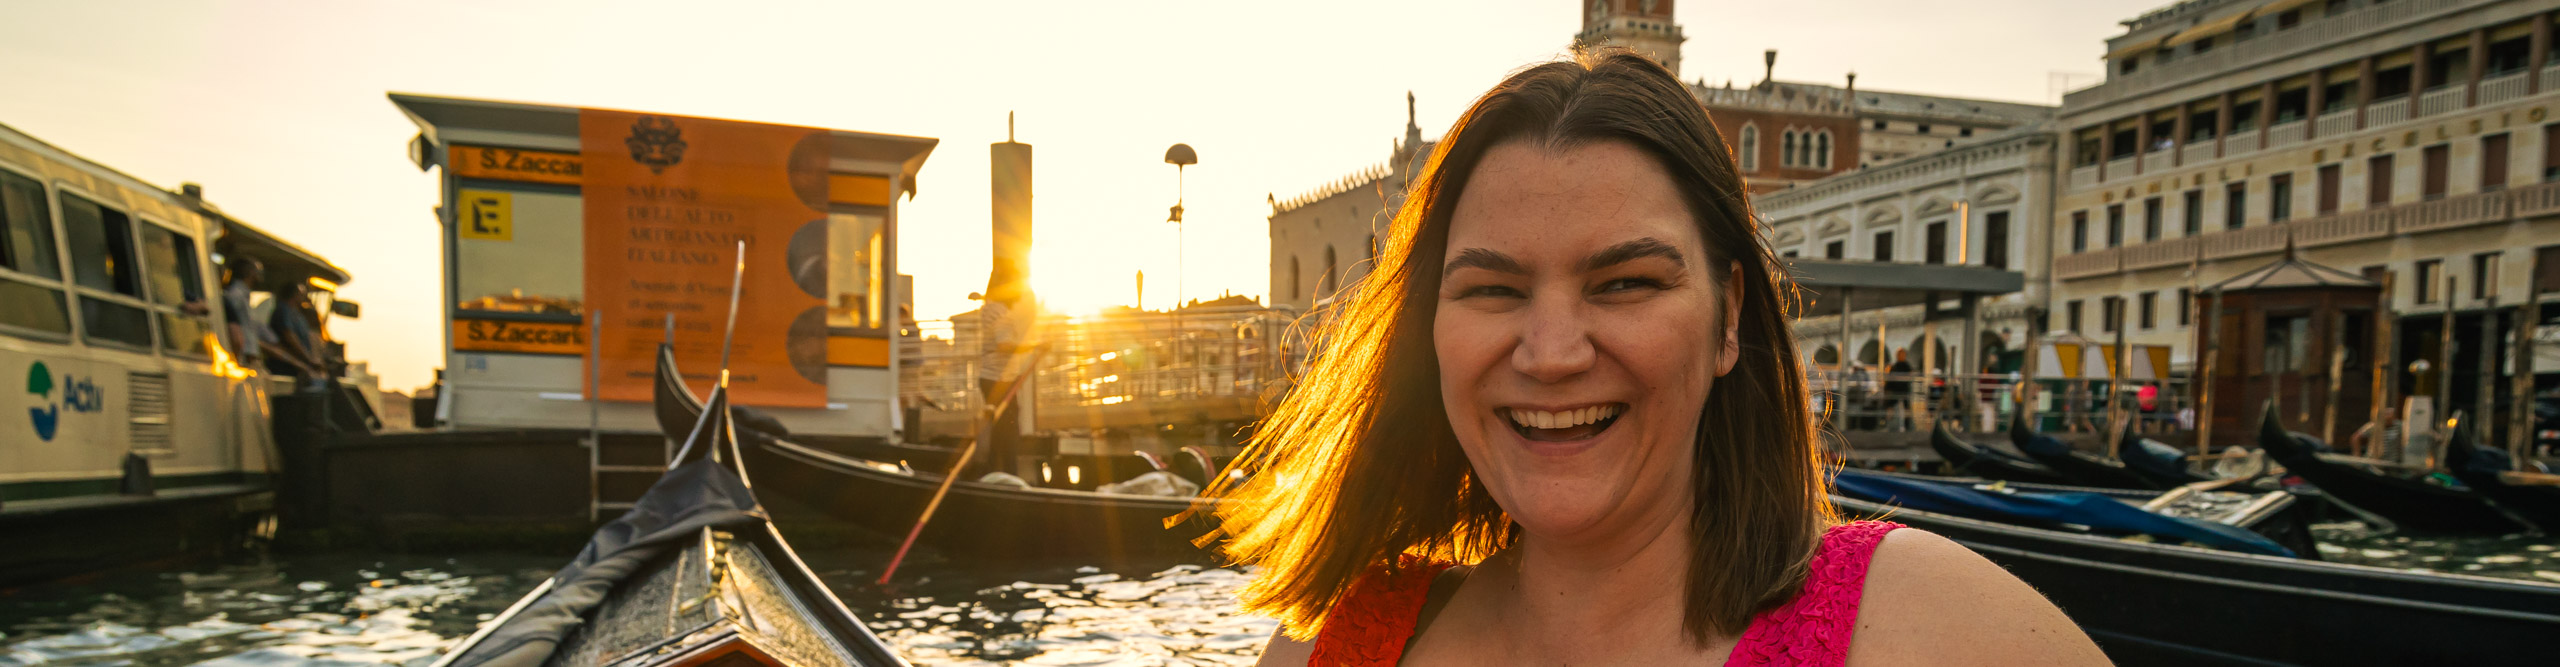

{"left": 2543, "top": 65, "right": 2560, "bottom": 97}
{"left": 2395, "top": 188, "right": 2506, "bottom": 234}
{"left": 2418, "top": 86, "right": 2464, "bottom": 117}
{"left": 2222, "top": 133, "right": 2261, "bottom": 159}
{"left": 2480, "top": 72, "right": 2531, "bottom": 106}
{"left": 2365, "top": 97, "right": 2410, "bottom": 127}
{"left": 2122, "top": 235, "right": 2200, "bottom": 272}
{"left": 2106, "top": 156, "right": 2136, "bottom": 177}
{"left": 2070, "top": 165, "right": 2099, "bottom": 191}
{"left": 2053, "top": 247, "right": 2121, "bottom": 279}
{"left": 2266, "top": 120, "right": 2305, "bottom": 148}
{"left": 2059, "top": 181, "right": 2560, "bottom": 281}
{"left": 2515, "top": 178, "right": 2560, "bottom": 217}
{"left": 2314, "top": 109, "right": 2356, "bottom": 137}
{"left": 2179, "top": 142, "right": 2214, "bottom": 165}
{"left": 2142, "top": 150, "right": 2174, "bottom": 173}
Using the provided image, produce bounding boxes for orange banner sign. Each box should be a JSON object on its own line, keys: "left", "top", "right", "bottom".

{"left": 582, "top": 109, "right": 833, "bottom": 407}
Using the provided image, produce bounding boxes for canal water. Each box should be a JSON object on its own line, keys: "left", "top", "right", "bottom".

{"left": 4, "top": 518, "right": 2553, "bottom": 665}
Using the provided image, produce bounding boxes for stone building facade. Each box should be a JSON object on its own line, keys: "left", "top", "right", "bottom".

{"left": 1266, "top": 95, "right": 1432, "bottom": 312}
{"left": 1761, "top": 128, "right": 2062, "bottom": 373}
{"left": 2053, "top": 0, "right": 2560, "bottom": 420}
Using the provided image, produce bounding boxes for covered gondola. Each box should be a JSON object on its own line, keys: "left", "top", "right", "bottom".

{"left": 2441, "top": 416, "right": 2560, "bottom": 534}
{"left": 2007, "top": 413, "right": 2160, "bottom": 490}
{"left": 2254, "top": 406, "right": 2524, "bottom": 535}
{"left": 1928, "top": 423, "right": 2074, "bottom": 485}
{"left": 656, "top": 346, "right": 1215, "bottom": 563}
{"left": 1840, "top": 494, "right": 2560, "bottom": 665}
{"left": 434, "top": 353, "right": 903, "bottom": 667}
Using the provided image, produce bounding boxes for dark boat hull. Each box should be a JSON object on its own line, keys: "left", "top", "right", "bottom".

{"left": 0, "top": 485, "right": 272, "bottom": 591}
{"left": 1928, "top": 427, "right": 2074, "bottom": 485}
{"left": 2014, "top": 444, "right": 2160, "bottom": 490}
{"left": 745, "top": 434, "right": 1213, "bottom": 563}
{"left": 1842, "top": 496, "right": 2560, "bottom": 666}
{"left": 2255, "top": 416, "right": 2521, "bottom": 535}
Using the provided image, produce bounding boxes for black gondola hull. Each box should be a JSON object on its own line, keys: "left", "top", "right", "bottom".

{"left": 2254, "top": 414, "right": 2522, "bottom": 535}
{"left": 1928, "top": 426, "right": 2074, "bottom": 485}
{"left": 1843, "top": 496, "right": 2560, "bottom": 666}
{"left": 745, "top": 435, "right": 1214, "bottom": 563}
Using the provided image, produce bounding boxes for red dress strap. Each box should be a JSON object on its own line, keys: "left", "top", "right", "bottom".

{"left": 1307, "top": 555, "right": 1456, "bottom": 666}
{"left": 1726, "top": 520, "right": 1905, "bottom": 667}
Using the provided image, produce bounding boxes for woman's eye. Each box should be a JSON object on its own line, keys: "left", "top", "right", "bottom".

{"left": 1597, "top": 277, "right": 1665, "bottom": 293}
{"left": 1457, "top": 285, "right": 1524, "bottom": 299}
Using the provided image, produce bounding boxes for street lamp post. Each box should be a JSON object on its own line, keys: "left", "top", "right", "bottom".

{"left": 1165, "top": 143, "right": 1197, "bottom": 397}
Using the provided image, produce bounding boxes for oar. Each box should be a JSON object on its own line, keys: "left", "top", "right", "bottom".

{"left": 877, "top": 346, "right": 1046, "bottom": 585}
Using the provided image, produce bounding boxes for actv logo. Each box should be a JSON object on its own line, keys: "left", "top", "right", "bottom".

{"left": 26, "top": 361, "right": 105, "bottom": 442}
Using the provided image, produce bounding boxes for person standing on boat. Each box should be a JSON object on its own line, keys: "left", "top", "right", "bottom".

{"left": 265, "top": 282, "right": 329, "bottom": 388}
{"left": 220, "top": 257, "right": 269, "bottom": 372}
{"left": 1213, "top": 52, "right": 2107, "bottom": 666}
{"left": 975, "top": 264, "right": 1033, "bottom": 479}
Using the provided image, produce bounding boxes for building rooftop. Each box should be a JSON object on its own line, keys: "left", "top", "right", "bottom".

{"left": 1691, "top": 80, "right": 2054, "bottom": 126}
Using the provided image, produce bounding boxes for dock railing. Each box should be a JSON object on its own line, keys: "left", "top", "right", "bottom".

{"left": 1807, "top": 369, "right": 2194, "bottom": 437}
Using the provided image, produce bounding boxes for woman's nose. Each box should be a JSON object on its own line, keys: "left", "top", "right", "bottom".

{"left": 1510, "top": 297, "right": 1594, "bottom": 384}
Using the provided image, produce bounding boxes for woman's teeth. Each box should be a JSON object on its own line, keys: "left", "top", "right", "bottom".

{"left": 1507, "top": 404, "right": 1622, "bottom": 430}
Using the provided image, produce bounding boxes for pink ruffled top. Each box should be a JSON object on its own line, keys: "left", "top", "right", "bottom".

{"left": 1307, "top": 520, "right": 1904, "bottom": 666}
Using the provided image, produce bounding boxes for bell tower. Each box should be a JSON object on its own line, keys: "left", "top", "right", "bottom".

{"left": 1574, "top": 0, "right": 1684, "bottom": 76}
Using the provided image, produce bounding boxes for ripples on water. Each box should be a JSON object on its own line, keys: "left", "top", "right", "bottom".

{"left": 2309, "top": 522, "right": 2560, "bottom": 582}
{"left": 823, "top": 559, "right": 1274, "bottom": 666}
{"left": 0, "top": 554, "right": 555, "bottom": 666}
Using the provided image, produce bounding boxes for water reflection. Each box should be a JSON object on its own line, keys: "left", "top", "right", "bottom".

{"left": 2310, "top": 522, "right": 2560, "bottom": 582}
{"left": 0, "top": 554, "right": 553, "bottom": 667}
{"left": 820, "top": 557, "right": 1274, "bottom": 666}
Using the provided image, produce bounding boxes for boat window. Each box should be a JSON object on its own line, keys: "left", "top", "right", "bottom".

{"left": 139, "top": 224, "right": 205, "bottom": 307}
{"left": 828, "top": 211, "right": 886, "bottom": 329}
{"left": 61, "top": 194, "right": 143, "bottom": 298}
{"left": 0, "top": 171, "right": 62, "bottom": 280}
{"left": 140, "top": 223, "right": 215, "bottom": 357}
{"left": 0, "top": 171, "right": 71, "bottom": 336}
{"left": 60, "top": 193, "right": 156, "bottom": 349}
{"left": 452, "top": 186, "right": 582, "bottom": 318}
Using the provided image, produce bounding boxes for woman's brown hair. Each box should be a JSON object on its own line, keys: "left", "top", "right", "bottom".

{"left": 1205, "top": 50, "right": 1834, "bottom": 646}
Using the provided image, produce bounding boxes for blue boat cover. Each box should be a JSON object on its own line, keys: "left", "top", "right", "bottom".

{"left": 1835, "top": 469, "right": 2295, "bottom": 557}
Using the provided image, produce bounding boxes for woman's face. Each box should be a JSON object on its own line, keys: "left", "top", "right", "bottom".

{"left": 1434, "top": 140, "right": 1741, "bottom": 542}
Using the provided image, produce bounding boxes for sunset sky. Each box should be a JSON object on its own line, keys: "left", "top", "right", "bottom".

{"left": 1, "top": 0, "right": 2162, "bottom": 391}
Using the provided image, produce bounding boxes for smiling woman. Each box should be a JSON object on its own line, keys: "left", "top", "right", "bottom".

{"left": 1206, "top": 51, "right": 2106, "bottom": 666}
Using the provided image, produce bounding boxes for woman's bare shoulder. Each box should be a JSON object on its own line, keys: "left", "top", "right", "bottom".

{"left": 1257, "top": 632, "right": 1314, "bottom": 667}
{"left": 1844, "top": 528, "right": 2113, "bottom": 666}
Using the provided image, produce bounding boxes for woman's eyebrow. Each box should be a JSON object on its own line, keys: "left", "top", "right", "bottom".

{"left": 1444, "top": 247, "right": 1528, "bottom": 275}
{"left": 1581, "top": 238, "right": 1683, "bottom": 273}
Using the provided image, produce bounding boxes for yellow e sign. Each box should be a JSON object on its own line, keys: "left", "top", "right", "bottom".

{"left": 460, "top": 190, "right": 512, "bottom": 241}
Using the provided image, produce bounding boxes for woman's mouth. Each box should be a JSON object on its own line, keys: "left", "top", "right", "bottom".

{"left": 1501, "top": 403, "right": 1625, "bottom": 442}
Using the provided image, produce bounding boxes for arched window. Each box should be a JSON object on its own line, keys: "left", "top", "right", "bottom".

{"left": 1322, "top": 245, "right": 1338, "bottom": 297}
{"left": 1289, "top": 255, "right": 1301, "bottom": 301}
{"left": 1781, "top": 131, "right": 1798, "bottom": 168}
{"left": 1815, "top": 131, "right": 1832, "bottom": 169}
{"left": 1738, "top": 125, "right": 1759, "bottom": 172}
